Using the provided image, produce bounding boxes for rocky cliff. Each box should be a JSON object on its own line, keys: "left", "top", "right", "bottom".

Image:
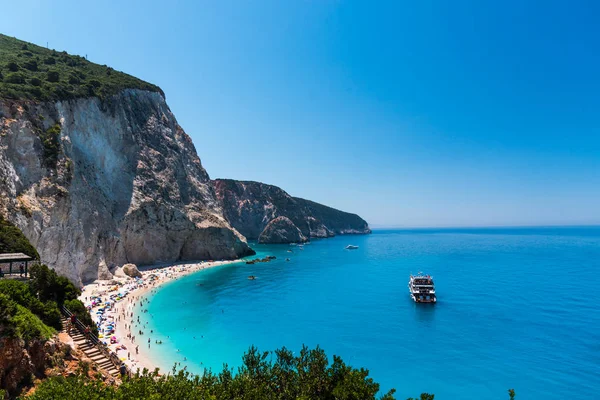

{"left": 0, "top": 337, "right": 52, "bottom": 397}
{"left": 212, "top": 179, "right": 371, "bottom": 243}
{"left": 0, "top": 90, "right": 254, "bottom": 285}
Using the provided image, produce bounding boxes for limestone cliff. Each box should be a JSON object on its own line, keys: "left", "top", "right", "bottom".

{"left": 258, "top": 216, "right": 308, "bottom": 244}
{"left": 0, "top": 90, "right": 254, "bottom": 285}
{"left": 212, "top": 179, "right": 371, "bottom": 243}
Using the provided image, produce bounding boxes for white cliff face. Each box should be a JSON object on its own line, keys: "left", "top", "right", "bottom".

{"left": 0, "top": 90, "right": 253, "bottom": 285}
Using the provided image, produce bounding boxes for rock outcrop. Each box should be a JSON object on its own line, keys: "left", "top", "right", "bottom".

{"left": 0, "top": 337, "right": 55, "bottom": 397}
{"left": 0, "top": 90, "right": 254, "bottom": 285}
{"left": 258, "top": 216, "right": 308, "bottom": 244}
{"left": 114, "top": 263, "right": 142, "bottom": 279}
{"left": 212, "top": 179, "right": 371, "bottom": 244}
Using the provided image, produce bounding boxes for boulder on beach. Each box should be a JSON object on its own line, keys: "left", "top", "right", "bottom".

{"left": 122, "top": 264, "right": 142, "bottom": 278}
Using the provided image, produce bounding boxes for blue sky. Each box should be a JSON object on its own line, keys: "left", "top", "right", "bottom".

{"left": 3, "top": 1, "right": 599, "bottom": 227}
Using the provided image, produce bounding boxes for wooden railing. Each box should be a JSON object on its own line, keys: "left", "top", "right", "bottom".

{"left": 61, "top": 305, "right": 132, "bottom": 378}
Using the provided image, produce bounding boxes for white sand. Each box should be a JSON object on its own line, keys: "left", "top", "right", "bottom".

{"left": 79, "top": 260, "right": 237, "bottom": 374}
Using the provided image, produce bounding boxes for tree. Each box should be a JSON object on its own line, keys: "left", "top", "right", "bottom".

{"left": 6, "top": 61, "right": 19, "bottom": 72}
{"left": 407, "top": 394, "right": 434, "bottom": 400}
{"left": 23, "top": 59, "right": 37, "bottom": 71}
{"left": 46, "top": 70, "right": 60, "bottom": 82}
{"left": 29, "top": 264, "right": 81, "bottom": 306}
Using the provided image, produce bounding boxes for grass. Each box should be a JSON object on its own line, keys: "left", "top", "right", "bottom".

{"left": 0, "top": 34, "right": 162, "bottom": 101}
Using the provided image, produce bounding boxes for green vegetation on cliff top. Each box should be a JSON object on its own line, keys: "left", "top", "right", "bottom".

{"left": 0, "top": 33, "right": 162, "bottom": 101}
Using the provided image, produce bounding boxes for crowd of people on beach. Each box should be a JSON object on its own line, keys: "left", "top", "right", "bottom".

{"left": 79, "top": 262, "right": 218, "bottom": 373}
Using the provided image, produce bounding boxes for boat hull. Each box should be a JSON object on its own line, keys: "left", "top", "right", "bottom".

{"left": 410, "top": 294, "right": 437, "bottom": 303}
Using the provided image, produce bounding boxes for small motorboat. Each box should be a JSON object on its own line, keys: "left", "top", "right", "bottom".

{"left": 345, "top": 245, "right": 359, "bottom": 250}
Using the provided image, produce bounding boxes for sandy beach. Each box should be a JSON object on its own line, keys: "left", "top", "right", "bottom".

{"left": 79, "top": 260, "right": 238, "bottom": 374}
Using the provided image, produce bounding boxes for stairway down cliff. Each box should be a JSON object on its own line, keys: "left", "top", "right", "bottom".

{"left": 212, "top": 179, "right": 371, "bottom": 244}
{"left": 0, "top": 90, "right": 254, "bottom": 285}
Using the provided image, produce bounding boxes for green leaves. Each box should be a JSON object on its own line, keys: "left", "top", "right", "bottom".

{"left": 38, "top": 123, "right": 61, "bottom": 169}
{"left": 0, "top": 293, "right": 17, "bottom": 337}
{"left": 29, "top": 345, "right": 397, "bottom": 400}
{"left": 26, "top": 343, "right": 519, "bottom": 399}
{"left": 0, "top": 215, "right": 39, "bottom": 258}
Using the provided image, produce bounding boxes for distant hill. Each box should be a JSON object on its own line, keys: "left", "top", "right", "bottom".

{"left": 0, "top": 33, "right": 162, "bottom": 101}
{"left": 212, "top": 179, "right": 371, "bottom": 243}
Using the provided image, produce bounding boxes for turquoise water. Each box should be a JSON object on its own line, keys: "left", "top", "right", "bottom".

{"left": 139, "top": 228, "right": 600, "bottom": 399}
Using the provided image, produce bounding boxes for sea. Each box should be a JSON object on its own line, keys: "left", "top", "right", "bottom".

{"left": 136, "top": 227, "right": 600, "bottom": 399}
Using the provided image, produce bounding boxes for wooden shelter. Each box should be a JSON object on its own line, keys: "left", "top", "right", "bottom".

{"left": 0, "top": 253, "right": 33, "bottom": 278}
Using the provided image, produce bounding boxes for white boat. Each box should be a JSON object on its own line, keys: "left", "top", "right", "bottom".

{"left": 408, "top": 273, "right": 436, "bottom": 303}
{"left": 345, "top": 245, "right": 359, "bottom": 250}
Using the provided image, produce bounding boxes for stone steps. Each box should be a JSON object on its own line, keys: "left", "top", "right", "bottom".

{"left": 61, "top": 317, "right": 121, "bottom": 377}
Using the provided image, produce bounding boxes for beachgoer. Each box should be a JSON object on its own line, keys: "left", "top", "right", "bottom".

{"left": 119, "top": 362, "right": 127, "bottom": 377}
{"left": 68, "top": 314, "right": 77, "bottom": 333}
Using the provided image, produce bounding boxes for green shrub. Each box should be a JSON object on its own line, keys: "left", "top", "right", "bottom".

{"left": 43, "top": 56, "right": 56, "bottom": 65}
{"left": 6, "top": 60, "right": 19, "bottom": 71}
{"left": 0, "top": 215, "right": 39, "bottom": 259}
{"left": 41, "top": 300, "right": 62, "bottom": 330}
{"left": 29, "top": 77, "right": 41, "bottom": 86}
{"left": 29, "top": 263, "right": 81, "bottom": 306}
{"left": 0, "top": 293, "right": 17, "bottom": 338}
{"left": 39, "top": 123, "right": 61, "bottom": 168}
{"left": 67, "top": 74, "right": 80, "bottom": 84}
{"left": 30, "top": 86, "right": 42, "bottom": 98}
{"left": 46, "top": 70, "right": 59, "bottom": 82}
{"left": 29, "top": 345, "right": 398, "bottom": 400}
{"left": 0, "top": 280, "right": 61, "bottom": 330}
{"left": 64, "top": 299, "right": 97, "bottom": 336}
{"left": 23, "top": 59, "right": 37, "bottom": 71}
{"left": 5, "top": 72, "right": 26, "bottom": 84}
{"left": 12, "top": 304, "right": 55, "bottom": 341}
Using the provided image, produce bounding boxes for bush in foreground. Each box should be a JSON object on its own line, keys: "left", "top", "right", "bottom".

{"left": 27, "top": 344, "right": 517, "bottom": 400}
{"left": 29, "top": 345, "right": 397, "bottom": 400}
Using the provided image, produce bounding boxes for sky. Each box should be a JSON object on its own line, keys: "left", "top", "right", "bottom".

{"left": 3, "top": 0, "right": 599, "bottom": 227}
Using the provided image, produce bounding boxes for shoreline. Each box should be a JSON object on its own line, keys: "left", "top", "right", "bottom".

{"left": 79, "top": 259, "right": 240, "bottom": 374}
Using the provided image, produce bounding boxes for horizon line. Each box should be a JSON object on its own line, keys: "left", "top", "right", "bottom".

{"left": 368, "top": 223, "right": 600, "bottom": 230}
